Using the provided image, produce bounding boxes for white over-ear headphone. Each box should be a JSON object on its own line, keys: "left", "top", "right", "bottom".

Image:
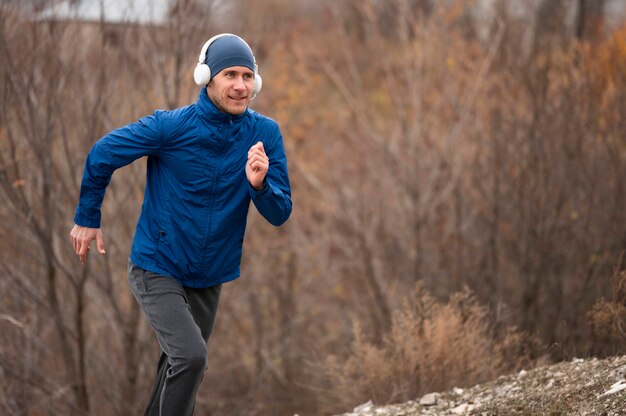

{"left": 193, "top": 33, "right": 263, "bottom": 98}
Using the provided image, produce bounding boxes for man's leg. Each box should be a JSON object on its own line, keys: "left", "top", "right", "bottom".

{"left": 128, "top": 262, "right": 221, "bottom": 416}
{"left": 183, "top": 283, "right": 222, "bottom": 414}
{"left": 143, "top": 353, "right": 167, "bottom": 416}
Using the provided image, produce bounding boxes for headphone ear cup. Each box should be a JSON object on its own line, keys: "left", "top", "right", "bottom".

{"left": 254, "top": 74, "right": 262, "bottom": 96}
{"left": 194, "top": 64, "right": 211, "bottom": 86}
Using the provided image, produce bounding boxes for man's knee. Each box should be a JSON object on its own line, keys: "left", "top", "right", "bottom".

{"left": 182, "top": 342, "right": 208, "bottom": 373}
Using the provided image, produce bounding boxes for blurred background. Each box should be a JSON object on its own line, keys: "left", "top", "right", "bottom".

{"left": 1, "top": 0, "right": 625, "bottom": 415}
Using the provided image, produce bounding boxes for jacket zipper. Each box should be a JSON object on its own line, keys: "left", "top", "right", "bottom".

{"left": 197, "top": 168, "right": 220, "bottom": 271}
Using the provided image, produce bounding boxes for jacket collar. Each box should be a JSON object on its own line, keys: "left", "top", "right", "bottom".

{"left": 196, "top": 87, "right": 247, "bottom": 125}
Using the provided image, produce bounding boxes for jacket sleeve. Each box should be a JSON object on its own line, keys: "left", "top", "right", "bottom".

{"left": 74, "top": 111, "right": 164, "bottom": 228}
{"left": 249, "top": 124, "right": 292, "bottom": 226}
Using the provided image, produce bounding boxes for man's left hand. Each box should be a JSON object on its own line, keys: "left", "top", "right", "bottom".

{"left": 246, "top": 141, "right": 269, "bottom": 190}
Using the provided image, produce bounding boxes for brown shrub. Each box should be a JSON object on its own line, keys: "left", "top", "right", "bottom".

{"left": 318, "top": 284, "right": 536, "bottom": 411}
{"left": 589, "top": 260, "right": 626, "bottom": 354}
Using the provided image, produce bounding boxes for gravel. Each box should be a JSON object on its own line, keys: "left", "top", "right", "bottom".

{"left": 335, "top": 355, "right": 626, "bottom": 416}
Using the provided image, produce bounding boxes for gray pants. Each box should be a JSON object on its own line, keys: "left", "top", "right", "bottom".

{"left": 128, "top": 262, "right": 221, "bottom": 416}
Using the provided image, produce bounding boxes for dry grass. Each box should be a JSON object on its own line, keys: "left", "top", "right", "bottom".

{"left": 589, "top": 259, "right": 626, "bottom": 354}
{"left": 319, "top": 284, "right": 536, "bottom": 411}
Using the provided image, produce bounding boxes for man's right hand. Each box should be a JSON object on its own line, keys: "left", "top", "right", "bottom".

{"left": 70, "top": 224, "right": 106, "bottom": 265}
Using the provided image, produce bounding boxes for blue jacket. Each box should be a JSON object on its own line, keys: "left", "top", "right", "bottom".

{"left": 74, "top": 88, "right": 292, "bottom": 288}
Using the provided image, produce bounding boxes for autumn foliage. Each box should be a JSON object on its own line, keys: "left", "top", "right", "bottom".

{"left": 0, "top": 1, "right": 625, "bottom": 415}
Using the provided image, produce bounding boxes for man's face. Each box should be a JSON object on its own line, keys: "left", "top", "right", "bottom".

{"left": 207, "top": 66, "right": 254, "bottom": 115}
